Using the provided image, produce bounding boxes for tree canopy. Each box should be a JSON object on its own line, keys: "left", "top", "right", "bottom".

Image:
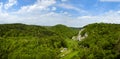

{"left": 0, "top": 23, "right": 120, "bottom": 59}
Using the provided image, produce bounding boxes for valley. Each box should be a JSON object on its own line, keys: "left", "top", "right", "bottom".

{"left": 0, "top": 23, "right": 120, "bottom": 59}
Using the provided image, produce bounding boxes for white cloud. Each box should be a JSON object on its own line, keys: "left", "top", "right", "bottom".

{"left": 37, "top": 0, "right": 56, "bottom": 8}
{"left": 16, "top": 0, "right": 56, "bottom": 14}
{"left": 77, "top": 10, "right": 120, "bottom": 26}
{"left": 58, "top": 3, "right": 87, "bottom": 13}
{"left": 77, "top": 16, "right": 97, "bottom": 19}
{"left": 100, "top": 0, "right": 120, "bottom": 2}
{"left": 61, "top": 0, "right": 68, "bottom": 2}
{"left": 1, "top": 10, "right": 120, "bottom": 27}
{"left": 63, "top": 12, "right": 68, "bottom": 14}
{"left": 4, "top": 0, "right": 17, "bottom": 9}
{"left": 117, "top": 11, "right": 120, "bottom": 13}
{"left": 51, "top": 7, "right": 56, "bottom": 11}
{"left": 0, "top": 0, "right": 57, "bottom": 24}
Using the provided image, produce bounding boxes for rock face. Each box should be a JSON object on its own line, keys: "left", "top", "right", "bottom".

{"left": 72, "top": 29, "right": 88, "bottom": 41}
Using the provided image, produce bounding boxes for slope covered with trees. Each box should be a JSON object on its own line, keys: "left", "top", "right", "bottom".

{"left": 0, "top": 23, "right": 79, "bottom": 59}
{"left": 0, "top": 23, "right": 120, "bottom": 59}
{"left": 72, "top": 23, "right": 120, "bottom": 59}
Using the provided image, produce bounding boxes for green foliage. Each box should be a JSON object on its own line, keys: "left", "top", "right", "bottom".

{"left": 0, "top": 23, "right": 79, "bottom": 59}
{"left": 77, "top": 23, "right": 120, "bottom": 59}
{"left": 50, "top": 24, "right": 78, "bottom": 38}
{"left": 0, "top": 23, "right": 120, "bottom": 59}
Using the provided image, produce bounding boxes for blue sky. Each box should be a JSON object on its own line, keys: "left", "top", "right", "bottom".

{"left": 0, "top": 0, "right": 120, "bottom": 27}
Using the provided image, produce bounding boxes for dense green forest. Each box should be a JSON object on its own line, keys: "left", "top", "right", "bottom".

{"left": 0, "top": 23, "right": 120, "bottom": 59}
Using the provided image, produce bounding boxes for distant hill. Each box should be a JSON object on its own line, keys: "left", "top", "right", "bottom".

{"left": 50, "top": 24, "right": 79, "bottom": 38}
{"left": 0, "top": 23, "right": 56, "bottom": 37}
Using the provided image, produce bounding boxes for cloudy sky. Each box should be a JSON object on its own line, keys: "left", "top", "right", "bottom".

{"left": 0, "top": 0, "right": 120, "bottom": 27}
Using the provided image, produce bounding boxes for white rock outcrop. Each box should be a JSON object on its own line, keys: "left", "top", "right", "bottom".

{"left": 72, "top": 29, "right": 88, "bottom": 41}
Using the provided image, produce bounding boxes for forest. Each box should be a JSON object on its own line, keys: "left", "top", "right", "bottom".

{"left": 0, "top": 23, "right": 120, "bottom": 59}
